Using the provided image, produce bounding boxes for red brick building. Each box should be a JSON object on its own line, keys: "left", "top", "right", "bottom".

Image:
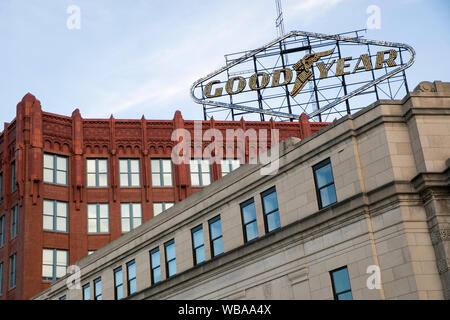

{"left": 0, "top": 93, "right": 329, "bottom": 300}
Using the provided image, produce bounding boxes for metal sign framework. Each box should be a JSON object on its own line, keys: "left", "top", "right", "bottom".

{"left": 190, "top": 29, "right": 415, "bottom": 122}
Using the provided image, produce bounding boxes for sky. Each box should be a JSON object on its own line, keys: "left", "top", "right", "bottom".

{"left": 0, "top": 0, "right": 449, "bottom": 128}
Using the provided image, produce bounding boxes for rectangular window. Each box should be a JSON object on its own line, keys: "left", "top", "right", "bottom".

{"left": 0, "top": 215, "right": 5, "bottom": 247}
{"left": 82, "top": 283, "right": 90, "bottom": 300}
{"left": 220, "top": 159, "right": 241, "bottom": 177}
{"left": 189, "top": 159, "right": 211, "bottom": 187}
{"left": 11, "top": 162, "right": 16, "bottom": 192}
{"left": 127, "top": 260, "right": 136, "bottom": 296}
{"left": 151, "top": 159, "right": 173, "bottom": 187}
{"left": 330, "top": 266, "right": 353, "bottom": 300}
{"left": 191, "top": 225, "right": 205, "bottom": 265}
{"left": 153, "top": 202, "right": 174, "bottom": 216}
{"left": 261, "top": 187, "right": 281, "bottom": 233}
{"left": 59, "top": 295, "right": 66, "bottom": 300}
{"left": 43, "top": 200, "right": 68, "bottom": 233}
{"left": 240, "top": 199, "right": 258, "bottom": 243}
{"left": 0, "top": 262, "right": 3, "bottom": 295}
{"left": 164, "top": 239, "right": 176, "bottom": 278}
{"left": 87, "top": 159, "right": 108, "bottom": 188}
{"left": 87, "top": 203, "right": 109, "bottom": 234}
{"left": 9, "top": 253, "right": 16, "bottom": 289}
{"left": 114, "top": 267, "right": 123, "bottom": 300}
{"left": 42, "top": 249, "right": 68, "bottom": 281}
{"left": 10, "top": 205, "right": 18, "bottom": 239}
{"left": 43, "top": 153, "right": 68, "bottom": 185}
{"left": 208, "top": 216, "right": 224, "bottom": 257}
{"left": 119, "top": 159, "right": 140, "bottom": 187}
{"left": 313, "top": 158, "right": 337, "bottom": 209}
{"left": 150, "top": 247, "right": 161, "bottom": 285}
{"left": 120, "top": 203, "right": 142, "bottom": 233}
{"left": 94, "top": 277, "right": 102, "bottom": 300}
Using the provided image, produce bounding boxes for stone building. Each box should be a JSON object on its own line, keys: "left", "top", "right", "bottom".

{"left": 33, "top": 81, "right": 450, "bottom": 300}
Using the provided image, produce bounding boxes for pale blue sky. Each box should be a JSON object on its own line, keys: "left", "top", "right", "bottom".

{"left": 0, "top": 0, "right": 449, "bottom": 128}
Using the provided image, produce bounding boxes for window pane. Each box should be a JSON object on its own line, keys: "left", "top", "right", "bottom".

{"left": 337, "top": 291, "right": 353, "bottom": 300}
{"left": 242, "top": 202, "right": 256, "bottom": 224}
{"left": 315, "top": 164, "right": 334, "bottom": 187}
{"left": 100, "top": 219, "right": 109, "bottom": 233}
{"left": 42, "top": 249, "right": 53, "bottom": 265}
{"left": 151, "top": 160, "right": 160, "bottom": 173}
{"left": 190, "top": 160, "right": 199, "bottom": 172}
{"left": 262, "top": 191, "right": 278, "bottom": 213}
{"left": 43, "top": 215, "right": 53, "bottom": 230}
{"left": 56, "top": 266, "right": 67, "bottom": 278}
{"left": 152, "top": 174, "right": 161, "bottom": 187}
{"left": 201, "top": 160, "right": 210, "bottom": 172}
{"left": 114, "top": 269, "right": 123, "bottom": 286}
{"left": 332, "top": 268, "right": 351, "bottom": 293}
{"left": 44, "top": 154, "right": 54, "bottom": 169}
{"left": 151, "top": 251, "right": 160, "bottom": 267}
{"left": 153, "top": 203, "right": 163, "bottom": 216}
{"left": 165, "top": 243, "right": 175, "bottom": 261}
{"left": 245, "top": 222, "right": 258, "bottom": 242}
{"left": 56, "top": 202, "right": 67, "bottom": 217}
{"left": 42, "top": 265, "right": 53, "bottom": 278}
{"left": 56, "top": 171, "right": 67, "bottom": 185}
{"left": 132, "top": 204, "right": 142, "bottom": 217}
{"left": 121, "top": 204, "right": 130, "bottom": 217}
{"left": 131, "top": 173, "right": 140, "bottom": 186}
{"left": 56, "top": 251, "right": 67, "bottom": 265}
{"left": 121, "top": 219, "right": 130, "bottom": 233}
{"left": 165, "top": 203, "right": 174, "bottom": 210}
{"left": 88, "top": 219, "right": 97, "bottom": 233}
{"left": 119, "top": 160, "right": 128, "bottom": 173}
{"left": 87, "top": 173, "right": 96, "bottom": 187}
{"left": 43, "top": 200, "right": 54, "bottom": 215}
{"left": 266, "top": 211, "right": 280, "bottom": 232}
{"left": 98, "top": 160, "right": 107, "bottom": 173}
{"left": 162, "top": 160, "right": 172, "bottom": 173}
{"left": 56, "top": 217, "right": 67, "bottom": 232}
{"left": 153, "top": 267, "right": 161, "bottom": 283}
{"left": 99, "top": 205, "right": 109, "bottom": 218}
{"left": 163, "top": 173, "right": 172, "bottom": 186}
{"left": 120, "top": 173, "right": 129, "bottom": 187}
{"left": 191, "top": 174, "right": 199, "bottom": 186}
{"left": 130, "top": 160, "right": 139, "bottom": 173}
{"left": 87, "top": 205, "right": 97, "bottom": 218}
{"left": 213, "top": 238, "right": 224, "bottom": 256}
{"left": 201, "top": 173, "right": 211, "bottom": 186}
{"left": 86, "top": 160, "right": 96, "bottom": 173}
{"left": 129, "top": 279, "right": 136, "bottom": 295}
{"left": 56, "top": 157, "right": 67, "bottom": 171}
{"left": 195, "top": 247, "right": 205, "bottom": 264}
{"left": 44, "top": 169, "right": 54, "bottom": 183}
{"left": 231, "top": 159, "right": 240, "bottom": 170}
{"left": 209, "top": 219, "right": 222, "bottom": 240}
{"left": 98, "top": 174, "right": 108, "bottom": 187}
{"left": 192, "top": 229, "right": 204, "bottom": 247}
{"left": 167, "top": 260, "right": 176, "bottom": 277}
{"left": 127, "top": 262, "right": 136, "bottom": 278}
{"left": 320, "top": 185, "right": 337, "bottom": 207}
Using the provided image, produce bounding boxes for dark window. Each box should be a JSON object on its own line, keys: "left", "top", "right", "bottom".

{"left": 10, "top": 205, "right": 18, "bottom": 239}
{"left": 82, "top": 283, "right": 90, "bottom": 300}
{"left": 114, "top": 267, "right": 123, "bottom": 300}
{"left": 330, "top": 266, "right": 353, "bottom": 300}
{"left": 94, "top": 277, "right": 102, "bottom": 300}
{"left": 191, "top": 225, "right": 205, "bottom": 265}
{"left": 151, "top": 159, "right": 173, "bottom": 187}
{"left": 43, "top": 200, "right": 68, "bottom": 233}
{"left": 240, "top": 199, "right": 258, "bottom": 243}
{"left": 43, "top": 154, "right": 68, "bottom": 185}
{"left": 127, "top": 260, "right": 136, "bottom": 296}
{"left": 0, "top": 215, "right": 5, "bottom": 247}
{"left": 150, "top": 248, "right": 161, "bottom": 285}
{"left": 208, "top": 216, "right": 224, "bottom": 257}
{"left": 86, "top": 159, "right": 108, "bottom": 188}
{"left": 119, "top": 159, "right": 140, "bottom": 187}
{"left": 313, "top": 158, "right": 337, "bottom": 209}
{"left": 164, "top": 239, "right": 176, "bottom": 278}
{"left": 261, "top": 187, "right": 280, "bottom": 233}
{"left": 11, "top": 162, "right": 16, "bottom": 192}
{"left": 9, "top": 253, "right": 16, "bottom": 289}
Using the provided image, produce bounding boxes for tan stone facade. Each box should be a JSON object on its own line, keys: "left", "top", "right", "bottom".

{"left": 33, "top": 81, "right": 450, "bottom": 300}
